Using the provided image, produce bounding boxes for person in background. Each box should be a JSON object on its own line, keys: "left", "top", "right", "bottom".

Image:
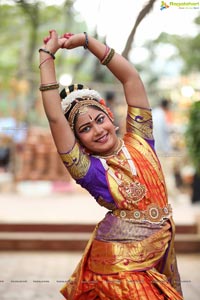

{"left": 152, "top": 98, "right": 180, "bottom": 200}
{"left": 0, "top": 112, "right": 27, "bottom": 172}
{"left": 152, "top": 98, "right": 173, "bottom": 156}
{"left": 39, "top": 30, "right": 183, "bottom": 300}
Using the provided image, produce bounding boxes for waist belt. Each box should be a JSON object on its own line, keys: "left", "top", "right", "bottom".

{"left": 112, "top": 203, "right": 172, "bottom": 224}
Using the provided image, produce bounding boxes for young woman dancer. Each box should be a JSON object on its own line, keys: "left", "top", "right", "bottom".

{"left": 39, "top": 30, "right": 183, "bottom": 300}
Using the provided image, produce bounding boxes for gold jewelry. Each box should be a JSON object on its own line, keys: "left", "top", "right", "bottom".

{"left": 112, "top": 203, "right": 172, "bottom": 224}
{"left": 67, "top": 98, "right": 114, "bottom": 130}
{"left": 100, "top": 143, "right": 148, "bottom": 205}
{"left": 78, "top": 106, "right": 89, "bottom": 115}
{"left": 101, "top": 48, "right": 115, "bottom": 65}
{"left": 59, "top": 142, "right": 90, "bottom": 179}
{"left": 94, "top": 138, "right": 123, "bottom": 159}
{"left": 60, "top": 84, "right": 114, "bottom": 129}
{"left": 39, "top": 82, "right": 59, "bottom": 91}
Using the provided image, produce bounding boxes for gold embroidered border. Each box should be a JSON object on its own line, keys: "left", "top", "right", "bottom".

{"left": 59, "top": 142, "right": 90, "bottom": 179}
{"left": 127, "top": 106, "right": 153, "bottom": 140}
{"left": 88, "top": 222, "right": 171, "bottom": 274}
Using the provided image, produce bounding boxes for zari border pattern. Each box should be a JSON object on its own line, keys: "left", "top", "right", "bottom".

{"left": 59, "top": 142, "right": 90, "bottom": 179}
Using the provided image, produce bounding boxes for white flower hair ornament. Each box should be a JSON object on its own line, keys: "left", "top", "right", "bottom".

{"left": 61, "top": 89, "right": 102, "bottom": 113}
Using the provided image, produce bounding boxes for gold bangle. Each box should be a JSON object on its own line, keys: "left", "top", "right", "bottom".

{"left": 39, "top": 83, "right": 59, "bottom": 91}
{"left": 101, "top": 48, "right": 115, "bottom": 65}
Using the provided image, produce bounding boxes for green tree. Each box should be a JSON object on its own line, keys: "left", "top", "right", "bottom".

{"left": 0, "top": 0, "right": 83, "bottom": 122}
{"left": 153, "top": 15, "right": 200, "bottom": 73}
{"left": 0, "top": 0, "right": 169, "bottom": 122}
{"left": 185, "top": 101, "right": 200, "bottom": 203}
{"left": 185, "top": 101, "right": 200, "bottom": 175}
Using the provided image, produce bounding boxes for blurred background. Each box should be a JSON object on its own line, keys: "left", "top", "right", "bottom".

{"left": 0, "top": 0, "right": 200, "bottom": 299}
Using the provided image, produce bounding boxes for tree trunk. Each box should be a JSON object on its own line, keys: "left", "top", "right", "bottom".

{"left": 15, "top": 0, "right": 40, "bottom": 118}
{"left": 122, "top": 0, "right": 157, "bottom": 59}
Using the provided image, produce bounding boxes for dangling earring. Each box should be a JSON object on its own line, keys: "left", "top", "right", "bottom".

{"left": 115, "top": 126, "right": 119, "bottom": 132}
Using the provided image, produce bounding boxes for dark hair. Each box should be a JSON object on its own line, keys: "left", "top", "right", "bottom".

{"left": 60, "top": 84, "right": 85, "bottom": 99}
{"left": 160, "top": 98, "right": 170, "bottom": 109}
{"left": 105, "top": 91, "right": 115, "bottom": 102}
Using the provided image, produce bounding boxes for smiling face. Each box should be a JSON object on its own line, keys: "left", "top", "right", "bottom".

{"left": 75, "top": 106, "right": 118, "bottom": 155}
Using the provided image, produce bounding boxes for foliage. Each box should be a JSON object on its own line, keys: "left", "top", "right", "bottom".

{"left": 0, "top": 1, "right": 199, "bottom": 125}
{"left": 0, "top": 2, "right": 78, "bottom": 82}
{"left": 0, "top": 4, "right": 23, "bottom": 82}
{"left": 153, "top": 15, "right": 200, "bottom": 74}
{"left": 185, "top": 101, "right": 200, "bottom": 174}
{"left": 0, "top": 0, "right": 89, "bottom": 122}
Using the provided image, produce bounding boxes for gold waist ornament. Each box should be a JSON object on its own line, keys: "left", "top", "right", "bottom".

{"left": 112, "top": 203, "right": 172, "bottom": 224}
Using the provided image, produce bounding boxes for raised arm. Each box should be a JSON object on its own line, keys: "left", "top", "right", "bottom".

{"left": 63, "top": 33, "right": 150, "bottom": 109}
{"left": 39, "top": 30, "right": 76, "bottom": 153}
{"left": 39, "top": 30, "right": 150, "bottom": 154}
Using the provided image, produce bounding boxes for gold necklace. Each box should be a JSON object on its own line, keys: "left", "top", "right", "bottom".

{"left": 100, "top": 144, "right": 146, "bottom": 204}
{"left": 94, "top": 138, "right": 124, "bottom": 159}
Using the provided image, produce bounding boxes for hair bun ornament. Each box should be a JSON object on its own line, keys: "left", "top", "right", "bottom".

{"left": 60, "top": 83, "right": 85, "bottom": 99}
{"left": 60, "top": 84, "right": 85, "bottom": 114}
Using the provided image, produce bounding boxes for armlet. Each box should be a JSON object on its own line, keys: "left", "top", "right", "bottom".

{"left": 59, "top": 142, "right": 90, "bottom": 180}
{"left": 126, "top": 106, "right": 153, "bottom": 140}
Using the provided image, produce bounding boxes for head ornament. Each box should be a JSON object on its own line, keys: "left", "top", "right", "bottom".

{"left": 60, "top": 84, "right": 114, "bottom": 130}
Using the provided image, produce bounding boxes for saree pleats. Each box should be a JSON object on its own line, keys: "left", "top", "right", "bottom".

{"left": 73, "top": 270, "right": 166, "bottom": 300}
{"left": 60, "top": 217, "right": 183, "bottom": 300}
{"left": 61, "top": 266, "right": 182, "bottom": 300}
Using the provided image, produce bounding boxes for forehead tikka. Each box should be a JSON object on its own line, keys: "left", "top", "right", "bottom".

{"left": 78, "top": 106, "right": 89, "bottom": 115}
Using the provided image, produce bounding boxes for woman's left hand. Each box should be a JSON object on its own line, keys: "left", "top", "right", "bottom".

{"left": 60, "top": 32, "right": 86, "bottom": 50}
